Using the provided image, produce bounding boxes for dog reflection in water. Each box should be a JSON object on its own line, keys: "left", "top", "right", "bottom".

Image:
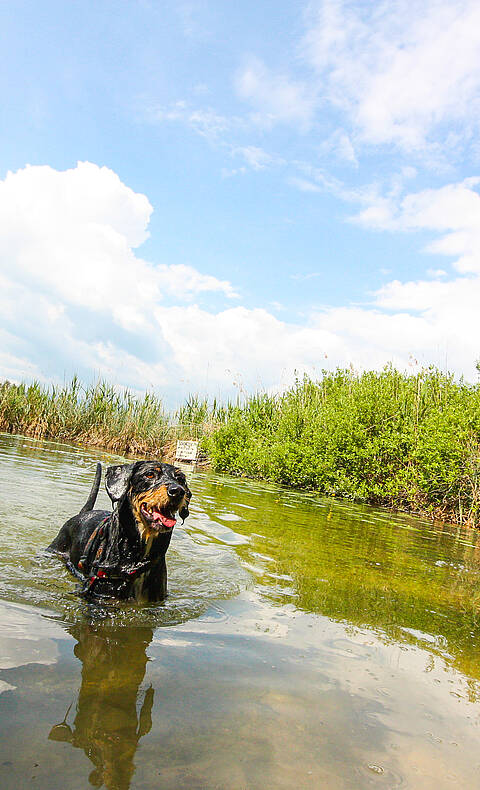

{"left": 49, "top": 621, "right": 154, "bottom": 790}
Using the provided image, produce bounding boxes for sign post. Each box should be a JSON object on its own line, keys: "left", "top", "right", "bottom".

{"left": 175, "top": 440, "right": 199, "bottom": 464}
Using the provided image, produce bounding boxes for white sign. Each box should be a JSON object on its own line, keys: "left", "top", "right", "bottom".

{"left": 175, "top": 440, "right": 199, "bottom": 462}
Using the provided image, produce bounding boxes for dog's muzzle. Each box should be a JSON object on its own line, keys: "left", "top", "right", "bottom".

{"left": 139, "top": 503, "right": 177, "bottom": 530}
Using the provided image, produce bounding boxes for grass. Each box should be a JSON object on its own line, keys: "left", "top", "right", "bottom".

{"left": 2, "top": 366, "right": 480, "bottom": 525}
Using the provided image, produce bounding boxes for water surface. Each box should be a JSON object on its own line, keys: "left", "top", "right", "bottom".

{"left": 1, "top": 433, "right": 480, "bottom": 789}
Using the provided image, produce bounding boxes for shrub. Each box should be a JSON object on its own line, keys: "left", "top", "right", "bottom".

{"left": 205, "top": 367, "right": 480, "bottom": 525}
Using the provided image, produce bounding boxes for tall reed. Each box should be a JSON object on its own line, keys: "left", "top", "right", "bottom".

{"left": 0, "top": 378, "right": 171, "bottom": 455}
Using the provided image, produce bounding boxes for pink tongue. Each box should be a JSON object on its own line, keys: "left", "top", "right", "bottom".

{"left": 152, "top": 510, "right": 176, "bottom": 529}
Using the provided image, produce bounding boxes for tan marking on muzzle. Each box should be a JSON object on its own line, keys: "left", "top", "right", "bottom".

{"left": 130, "top": 485, "right": 173, "bottom": 541}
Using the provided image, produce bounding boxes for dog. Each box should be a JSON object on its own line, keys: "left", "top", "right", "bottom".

{"left": 47, "top": 460, "right": 191, "bottom": 601}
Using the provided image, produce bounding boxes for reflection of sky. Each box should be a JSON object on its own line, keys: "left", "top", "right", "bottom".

{"left": 0, "top": 602, "right": 63, "bottom": 672}
{"left": 1, "top": 595, "right": 480, "bottom": 789}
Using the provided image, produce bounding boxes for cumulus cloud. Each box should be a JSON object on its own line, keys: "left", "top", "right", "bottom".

{"left": 285, "top": 173, "right": 480, "bottom": 383}
{"left": 303, "top": 0, "right": 480, "bottom": 150}
{"left": 0, "top": 162, "right": 236, "bottom": 331}
{"left": 0, "top": 163, "right": 238, "bottom": 393}
{"left": 1, "top": 162, "right": 479, "bottom": 404}
{"left": 347, "top": 176, "right": 480, "bottom": 376}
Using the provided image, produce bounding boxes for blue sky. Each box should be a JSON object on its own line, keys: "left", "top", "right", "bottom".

{"left": 1, "top": 1, "right": 480, "bottom": 404}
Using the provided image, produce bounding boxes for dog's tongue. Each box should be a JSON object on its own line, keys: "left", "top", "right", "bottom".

{"left": 152, "top": 509, "right": 176, "bottom": 529}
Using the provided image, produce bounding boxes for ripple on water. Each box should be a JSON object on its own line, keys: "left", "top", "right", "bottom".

{"left": 4, "top": 435, "right": 480, "bottom": 790}
{"left": 0, "top": 433, "right": 250, "bottom": 627}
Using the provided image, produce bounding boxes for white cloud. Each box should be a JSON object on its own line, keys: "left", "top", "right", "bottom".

{"left": 344, "top": 176, "right": 480, "bottom": 375}
{"left": 289, "top": 173, "right": 480, "bottom": 380}
{"left": 0, "top": 162, "right": 237, "bottom": 333}
{"left": 149, "top": 293, "right": 480, "bottom": 395}
{"left": 0, "top": 332, "right": 44, "bottom": 384}
{"left": 144, "top": 103, "right": 285, "bottom": 173}
{"left": 1, "top": 162, "right": 479, "bottom": 404}
{"left": 221, "top": 166, "right": 247, "bottom": 179}
{"left": 233, "top": 146, "right": 282, "bottom": 171}
{"left": 332, "top": 131, "right": 357, "bottom": 165}
{"left": 318, "top": 129, "right": 358, "bottom": 165}
{"left": 0, "top": 268, "right": 171, "bottom": 389}
{"left": 371, "top": 275, "right": 480, "bottom": 372}
{"left": 354, "top": 177, "right": 480, "bottom": 275}
{"left": 303, "top": 0, "right": 480, "bottom": 150}
{"left": 0, "top": 163, "right": 238, "bottom": 393}
{"left": 288, "top": 176, "right": 322, "bottom": 193}
{"left": 144, "top": 101, "right": 238, "bottom": 144}
{"left": 235, "top": 57, "right": 316, "bottom": 130}
{"left": 187, "top": 109, "right": 233, "bottom": 140}
{"left": 153, "top": 304, "right": 338, "bottom": 392}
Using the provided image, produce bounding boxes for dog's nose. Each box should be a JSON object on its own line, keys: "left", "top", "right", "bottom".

{"left": 167, "top": 483, "right": 183, "bottom": 498}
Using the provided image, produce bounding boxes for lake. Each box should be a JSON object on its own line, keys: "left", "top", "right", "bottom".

{"left": 0, "top": 432, "right": 479, "bottom": 789}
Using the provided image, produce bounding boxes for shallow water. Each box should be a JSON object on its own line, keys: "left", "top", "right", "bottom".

{"left": 1, "top": 433, "right": 480, "bottom": 789}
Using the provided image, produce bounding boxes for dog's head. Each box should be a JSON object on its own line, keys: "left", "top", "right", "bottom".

{"left": 105, "top": 461, "right": 191, "bottom": 540}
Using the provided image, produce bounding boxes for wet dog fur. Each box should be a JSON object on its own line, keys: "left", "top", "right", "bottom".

{"left": 47, "top": 461, "right": 191, "bottom": 602}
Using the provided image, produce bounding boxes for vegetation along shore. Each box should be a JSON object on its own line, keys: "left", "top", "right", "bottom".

{"left": 1, "top": 367, "right": 479, "bottom": 527}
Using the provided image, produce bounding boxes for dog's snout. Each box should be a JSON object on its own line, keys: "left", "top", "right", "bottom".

{"left": 167, "top": 483, "right": 183, "bottom": 498}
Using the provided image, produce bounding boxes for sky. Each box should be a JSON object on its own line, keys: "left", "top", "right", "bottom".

{"left": 1, "top": 0, "right": 480, "bottom": 405}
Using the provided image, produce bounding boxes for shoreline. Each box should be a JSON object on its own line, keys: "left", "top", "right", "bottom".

{"left": 2, "top": 367, "right": 480, "bottom": 529}
{"left": 0, "top": 424, "right": 466, "bottom": 530}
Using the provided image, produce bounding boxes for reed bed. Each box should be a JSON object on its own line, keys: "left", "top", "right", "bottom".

{"left": 2, "top": 367, "right": 480, "bottom": 525}
{"left": 0, "top": 379, "right": 222, "bottom": 456}
{"left": 0, "top": 378, "right": 168, "bottom": 455}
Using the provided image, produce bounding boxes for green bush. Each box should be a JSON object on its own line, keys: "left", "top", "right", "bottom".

{"left": 205, "top": 367, "right": 480, "bottom": 525}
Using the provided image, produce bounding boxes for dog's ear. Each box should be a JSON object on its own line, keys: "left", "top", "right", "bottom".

{"left": 105, "top": 463, "right": 136, "bottom": 504}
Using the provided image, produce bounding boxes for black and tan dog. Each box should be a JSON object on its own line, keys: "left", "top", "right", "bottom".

{"left": 47, "top": 461, "right": 191, "bottom": 601}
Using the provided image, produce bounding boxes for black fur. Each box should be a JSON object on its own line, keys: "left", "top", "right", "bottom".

{"left": 47, "top": 461, "right": 191, "bottom": 602}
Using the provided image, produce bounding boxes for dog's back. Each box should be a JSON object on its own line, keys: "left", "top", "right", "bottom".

{"left": 47, "top": 463, "right": 109, "bottom": 566}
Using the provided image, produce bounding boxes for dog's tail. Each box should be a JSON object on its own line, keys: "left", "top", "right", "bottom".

{"left": 80, "top": 462, "right": 102, "bottom": 514}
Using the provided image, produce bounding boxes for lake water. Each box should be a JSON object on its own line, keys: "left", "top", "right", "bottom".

{"left": 0, "top": 432, "right": 480, "bottom": 789}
